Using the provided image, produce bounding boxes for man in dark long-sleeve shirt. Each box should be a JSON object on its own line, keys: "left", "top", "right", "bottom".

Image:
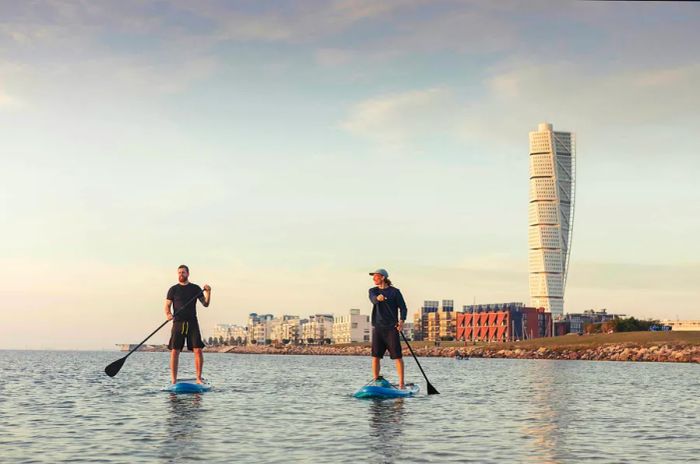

{"left": 368, "top": 268, "right": 407, "bottom": 389}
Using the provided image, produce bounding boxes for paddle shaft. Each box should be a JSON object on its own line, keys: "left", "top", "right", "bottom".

{"left": 379, "top": 299, "right": 439, "bottom": 394}
{"left": 121, "top": 289, "right": 204, "bottom": 361}
{"left": 399, "top": 330, "right": 434, "bottom": 388}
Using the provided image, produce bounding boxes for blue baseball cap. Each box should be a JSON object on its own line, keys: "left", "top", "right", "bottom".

{"left": 369, "top": 268, "right": 389, "bottom": 278}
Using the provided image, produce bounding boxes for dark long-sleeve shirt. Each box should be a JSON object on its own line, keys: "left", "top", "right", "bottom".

{"left": 369, "top": 286, "right": 408, "bottom": 328}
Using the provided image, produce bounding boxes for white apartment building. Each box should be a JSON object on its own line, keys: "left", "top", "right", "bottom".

{"left": 332, "top": 308, "right": 371, "bottom": 344}
{"left": 270, "top": 315, "right": 301, "bottom": 344}
{"left": 247, "top": 313, "right": 274, "bottom": 344}
{"left": 528, "top": 122, "right": 576, "bottom": 318}
{"left": 212, "top": 323, "right": 247, "bottom": 344}
{"left": 212, "top": 324, "right": 233, "bottom": 341}
{"left": 301, "top": 314, "right": 334, "bottom": 344}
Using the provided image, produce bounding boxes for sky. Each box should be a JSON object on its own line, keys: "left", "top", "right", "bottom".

{"left": 1, "top": 1, "right": 698, "bottom": 350}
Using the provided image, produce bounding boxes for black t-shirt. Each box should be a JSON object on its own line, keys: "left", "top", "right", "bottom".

{"left": 166, "top": 283, "right": 203, "bottom": 321}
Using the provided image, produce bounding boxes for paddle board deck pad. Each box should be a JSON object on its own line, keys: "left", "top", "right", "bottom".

{"left": 163, "top": 379, "right": 211, "bottom": 393}
{"left": 353, "top": 378, "right": 419, "bottom": 398}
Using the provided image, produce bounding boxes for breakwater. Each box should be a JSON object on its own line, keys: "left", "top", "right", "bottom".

{"left": 207, "top": 342, "right": 700, "bottom": 363}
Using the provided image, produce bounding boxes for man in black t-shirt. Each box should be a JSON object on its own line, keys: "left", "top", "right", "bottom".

{"left": 164, "top": 264, "right": 211, "bottom": 384}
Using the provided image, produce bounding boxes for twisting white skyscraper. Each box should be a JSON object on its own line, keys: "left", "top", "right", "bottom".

{"left": 528, "top": 122, "right": 576, "bottom": 318}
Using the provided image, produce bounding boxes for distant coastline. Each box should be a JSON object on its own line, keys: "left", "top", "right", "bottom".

{"left": 118, "top": 332, "right": 700, "bottom": 363}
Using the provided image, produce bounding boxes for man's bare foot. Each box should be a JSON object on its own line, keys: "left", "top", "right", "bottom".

{"left": 399, "top": 384, "right": 405, "bottom": 389}
{"left": 196, "top": 378, "right": 203, "bottom": 384}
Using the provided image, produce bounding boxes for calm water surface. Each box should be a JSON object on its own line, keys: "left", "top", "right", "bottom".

{"left": 0, "top": 350, "right": 698, "bottom": 463}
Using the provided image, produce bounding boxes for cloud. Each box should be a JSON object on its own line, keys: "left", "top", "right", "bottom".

{"left": 455, "top": 61, "right": 700, "bottom": 157}
{"left": 340, "top": 58, "right": 700, "bottom": 159}
{"left": 340, "top": 87, "right": 459, "bottom": 152}
{"left": 159, "top": 0, "right": 418, "bottom": 45}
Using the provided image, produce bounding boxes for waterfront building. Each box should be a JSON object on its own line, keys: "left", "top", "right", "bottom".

{"left": 564, "top": 309, "right": 622, "bottom": 334}
{"left": 439, "top": 300, "right": 456, "bottom": 340}
{"left": 301, "top": 314, "right": 334, "bottom": 344}
{"left": 212, "top": 323, "right": 247, "bottom": 344}
{"left": 412, "top": 312, "right": 423, "bottom": 341}
{"left": 427, "top": 311, "right": 440, "bottom": 342}
{"left": 247, "top": 313, "right": 274, "bottom": 345}
{"left": 457, "top": 303, "right": 552, "bottom": 342}
{"left": 279, "top": 315, "right": 302, "bottom": 344}
{"left": 246, "top": 313, "right": 259, "bottom": 344}
{"left": 414, "top": 300, "right": 454, "bottom": 342}
{"left": 528, "top": 122, "right": 576, "bottom": 318}
{"left": 332, "top": 308, "right": 371, "bottom": 344}
{"left": 413, "top": 300, "right": 439, "bottom": 341}
{"left": 212, "top": 323, "right": 233, "bottom": 341}
{"left": 661, "top": 320, "right": 700, "bottom": 331}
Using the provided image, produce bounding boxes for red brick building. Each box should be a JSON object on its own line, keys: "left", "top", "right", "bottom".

{"left": 456, "top": 303, "right": 552, "bottom": 342}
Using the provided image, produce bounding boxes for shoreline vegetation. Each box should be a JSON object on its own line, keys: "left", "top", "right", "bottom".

{"left": 124, "top": 332, "right": 700, "bottom": 363}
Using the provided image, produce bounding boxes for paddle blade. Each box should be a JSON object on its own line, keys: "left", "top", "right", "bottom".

{"left": 105, "top": 357, "right": 126, "bottom": 377}
{"left": 427, "top": 382, "right": 440, "bottom": 395}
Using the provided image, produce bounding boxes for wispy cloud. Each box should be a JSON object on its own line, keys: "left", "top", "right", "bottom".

{"left": 341, "top": 87, "right": 459, "bottom": 152}
{"left": 455, "top": 61, "right": 700, "bottom": 157}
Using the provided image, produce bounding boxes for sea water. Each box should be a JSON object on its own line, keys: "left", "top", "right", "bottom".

{"left": 0, "top": 350, "right": 698, "bottom": 463}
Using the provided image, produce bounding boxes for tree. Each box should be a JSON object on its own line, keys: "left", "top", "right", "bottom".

{"left": 612, "top": 317, "right": 659, "bottom": 332}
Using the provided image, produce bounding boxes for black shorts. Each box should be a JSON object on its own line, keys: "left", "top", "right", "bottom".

{"left": 371, "top": 326, "right": 402, "bottom": 359}
{"left": 168, "top": 319, "right": 205, "bottom": 351}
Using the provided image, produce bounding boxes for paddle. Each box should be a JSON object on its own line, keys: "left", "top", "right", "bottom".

{"left": 400, "top": 330, "right": 439, "bottom": 395}
{"left": 104, "top": 290, "right": 204, "bottom": 377}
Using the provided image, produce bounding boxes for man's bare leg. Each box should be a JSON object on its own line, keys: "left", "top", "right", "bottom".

{"left": 395, "top": 358, "right": 405, "bottom": 389}
{"left": 372, "top": 356, "right": 381, "bottom": 380}
{"left": 194, "top": 348, "right": 203, "bottom": 383}
{"left": 170, "top": 349, "right": 180, "bottom": 384}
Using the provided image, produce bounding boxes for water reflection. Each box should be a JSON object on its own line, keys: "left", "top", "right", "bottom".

{"left": 521, "top": 362, "right": 567, "bottom": 464}
{"left": 160, "top": 393, "right": 204, "bottom": 461}
{"left": 367, "top": 398, "right": 406, "bottom": 463}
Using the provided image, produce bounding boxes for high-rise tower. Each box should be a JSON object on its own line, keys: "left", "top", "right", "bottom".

{"left": 528, "top": 122, "right": 575, "bottom": 318}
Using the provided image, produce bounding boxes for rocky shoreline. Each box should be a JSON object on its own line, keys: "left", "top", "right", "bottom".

{"left": 206, "top": 343, "right": 700, "bottom": 363}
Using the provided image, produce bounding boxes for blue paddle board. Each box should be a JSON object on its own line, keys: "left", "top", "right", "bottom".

{"left": 163, "top": 378, "right": 211, "bottom": 393}
{"left": 354, "top": 378, "right": 419, "bottom": 399}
